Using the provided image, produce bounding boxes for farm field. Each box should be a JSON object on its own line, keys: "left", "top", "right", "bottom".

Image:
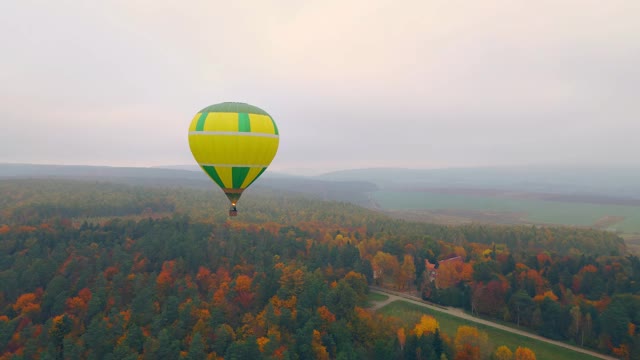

{"left": 373, "top": 190, "right": 640, "bottom": 233}
{"left": 378, "top": 300, "right": 602, "bottom": 360}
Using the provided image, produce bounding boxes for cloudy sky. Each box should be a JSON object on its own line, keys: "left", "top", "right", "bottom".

{"left": 1, "top": 0, "right": 638, "bottom": 174}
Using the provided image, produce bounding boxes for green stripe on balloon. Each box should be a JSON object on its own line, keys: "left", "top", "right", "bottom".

{"left": 270, "top": 116, "right": 279, "bottom": 135}
{"left": 202, "top": 165, "right": 225, "bottom": 188}
{"left": 195, "top": 112, "right": 208, "bottom": 131}
{"left": 232, "top": 167, "right": 251, "bottom": 188}
{"left": 245, "top": 167, "right": 267, "bottom": 188}
{"left": 238, "top": 113, "right": 251, "bottom": 132}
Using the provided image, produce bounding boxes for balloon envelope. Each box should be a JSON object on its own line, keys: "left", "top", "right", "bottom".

{"left": 188, "top": 102, "right": 279, "bottom": 210}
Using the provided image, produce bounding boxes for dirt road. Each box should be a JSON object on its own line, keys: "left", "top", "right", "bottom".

{"left": 369, "top": 286, "right": 618, "bottom": 360}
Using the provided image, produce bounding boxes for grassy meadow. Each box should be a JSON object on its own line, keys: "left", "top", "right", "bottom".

{"left": 366, "top": 292, "right": 389, "bottom": 308}
{"left": 366, "top": 292, "right": 389, "bottom": 303}
{"left": 378, "top": 300, "right": 602, "bottom": 360}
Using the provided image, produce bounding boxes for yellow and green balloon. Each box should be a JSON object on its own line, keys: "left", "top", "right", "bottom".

{"left": 188, "top": 102, "right": 279, "bottom": 216}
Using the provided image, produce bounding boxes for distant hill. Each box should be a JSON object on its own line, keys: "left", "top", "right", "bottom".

{"left": 0, "top": 163, "right": 378, "bottom": 206}
{"left": 5, "top": 163, "right": 639, "bottom": 203}
{"left": 1, "top": 163, "right": 199, "bottom": 178}
{"left": 4, "top": 163, "right": 639, "bottom": 232}
{"left": 317, "top": 165, "right": 640, "bottom": 198}
{"left": 0, "top": 163, "right": 210, "bottom": 188}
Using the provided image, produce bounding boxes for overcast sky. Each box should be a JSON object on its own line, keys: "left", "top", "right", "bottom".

{"left": 1, "top": 0, "right": 638, "bottom": 174}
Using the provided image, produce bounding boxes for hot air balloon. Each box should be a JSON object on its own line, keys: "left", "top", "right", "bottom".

{"left": 188, "top": 102, "right": 279, "bottom": 216}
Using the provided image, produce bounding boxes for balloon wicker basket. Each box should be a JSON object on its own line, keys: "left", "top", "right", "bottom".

{"left": 229, "top": 208, "right": 238, "bottom": 217}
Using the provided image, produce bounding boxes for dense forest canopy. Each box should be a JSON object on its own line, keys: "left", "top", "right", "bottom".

{"left": 1, "top": 179, "right": 638, "bottom": 359}
{"left": 0, "top": 180, "right": 625, "bottom": 256}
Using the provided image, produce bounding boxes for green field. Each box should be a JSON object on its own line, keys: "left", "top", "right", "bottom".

{"left": 373, "top": 191, "right": 640, "bottom": 233}
{"left": 366, "top": 292, "right": 389, "bottom": 307}
{"left": 378, "top": 300, "right": 602, "bottom": 360}
{"left": 367, "top": 292, "right": 389, "bottom": 302}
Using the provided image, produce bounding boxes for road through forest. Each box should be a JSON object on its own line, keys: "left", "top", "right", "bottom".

{"left": 368, "top": 286, "right": 618, "bottom": 360}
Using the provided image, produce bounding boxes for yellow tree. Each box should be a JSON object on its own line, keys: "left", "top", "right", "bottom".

{"left": 494, "top": 346, "right": 513, "bottom": 360}
{"left": 257, "top": 337, "right": 269, "bottom": 353}
{"left": 514, "top": 347, "right": 536, "bottom": 360}
{"left": 276, "top": 263, "right": 305, "bottom": 296}
{"left": 399, "top": 255, "right": 416, "bottom": 290}
{"left": 311, "top": 329, "right": 330, "bottom": 360}
{"left": 454, "top": 325, "right": 489, "bottom": 360}
{"left": 533, "top": 290, "right": 558, "bottom": 303}
{"left": 371, "top": 251, "right": 400, "bottom": 286}
{"left": 413, "top": 315, "right": 439, "bottom": 337}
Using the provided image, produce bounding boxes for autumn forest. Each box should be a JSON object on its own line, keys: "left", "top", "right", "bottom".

{"left": 1, "top": 179, "right": 639, "bottom": 359}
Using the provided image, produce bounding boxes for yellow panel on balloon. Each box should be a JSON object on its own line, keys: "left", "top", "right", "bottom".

{"left": 214, "top": 166, "right": 233, "bottom": 188}
{"left": 189, "top": 113, "right": 201, "bottom": 132}
{"left": 188, "top": 135, "right": 279, "bottom": 166}
{"left": 249, "top": 114, "right": 276, "bottom": 134}
{"left": 241, "top": 167, "right": 265, "bottom": 188}
{"left": 203, "top": 112, "right": 239, "bottom": 132}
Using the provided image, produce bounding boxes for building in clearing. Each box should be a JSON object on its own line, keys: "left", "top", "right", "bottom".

{"left": 425, "top": 256, "right": 463, "bottom": 288}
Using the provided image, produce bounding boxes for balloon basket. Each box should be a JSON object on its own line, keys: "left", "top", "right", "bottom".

{"left": 229, "top": 209, "right": 238, "bottom": 217}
